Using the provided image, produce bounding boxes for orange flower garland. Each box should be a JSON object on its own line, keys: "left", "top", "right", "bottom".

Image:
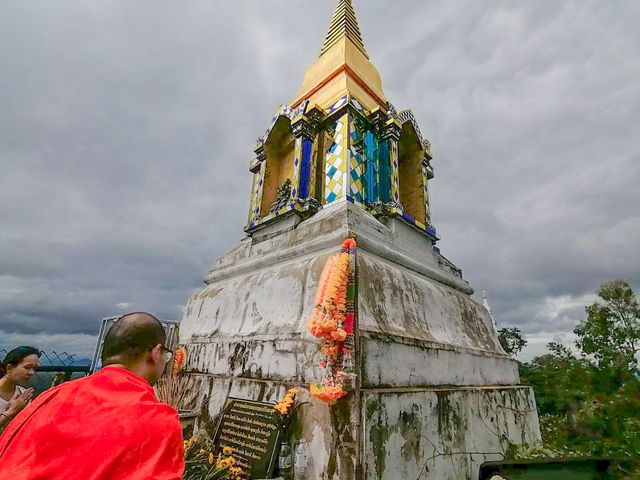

{"left": 314, "top": 255, "right": 336, "bottom": 306}
{"left": 309, "top": 384, "right": 347, "bottom": 405}
{"left": 172, "top": 346, "right": 187, "bottom": 376}
{"left": 308, "top": 238, "right": 357, "bottom": 405}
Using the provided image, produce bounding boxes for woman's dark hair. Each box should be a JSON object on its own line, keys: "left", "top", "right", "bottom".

{"left": 0, "top": 346, "right": 41, "bottom": 377}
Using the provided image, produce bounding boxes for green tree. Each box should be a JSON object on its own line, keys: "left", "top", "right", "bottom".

{"left": 520, "top": 280, "right": 640, "bottom": 463}
{"left": 521, "top": 343, "right": 591, "bottom": 415}
{"left": 520, "top": 342, "right": 595, "bottom": 451}
{"left": 498, "top": 327, "right": 527, "bottom": 356}
{"left": 574, "top": 280, "right": 640, "bottom": 371}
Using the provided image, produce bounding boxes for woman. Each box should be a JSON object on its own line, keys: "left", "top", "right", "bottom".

{"left": 0, "top": 346, "right": 40, "bottom": 430}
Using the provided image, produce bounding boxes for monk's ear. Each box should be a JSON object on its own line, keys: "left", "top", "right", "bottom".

{"left": 149, "top": 344, "right": 164, "bottom": 363}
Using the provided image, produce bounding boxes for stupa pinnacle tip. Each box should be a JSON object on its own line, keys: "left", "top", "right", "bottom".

{"left": 320, "top": 0, "right": 369, "bottom": 59}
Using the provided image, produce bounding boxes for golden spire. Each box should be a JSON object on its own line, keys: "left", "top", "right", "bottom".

{"left": 320, "top": 0, "right": 368, "bottom": 59}
{"left": 293, "top": 0, "right": 386, "bottom": 111}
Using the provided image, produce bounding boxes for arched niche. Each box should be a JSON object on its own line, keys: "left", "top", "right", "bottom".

{"left": 398, "top": 122, "right": 427, "bottom": 224}
{"left": 260, "top": 116, "right": 295, "bottom": 216}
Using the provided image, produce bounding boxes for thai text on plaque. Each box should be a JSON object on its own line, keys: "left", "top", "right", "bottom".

{"left": 212, "top": 397, "right": 281, "bottom": 479}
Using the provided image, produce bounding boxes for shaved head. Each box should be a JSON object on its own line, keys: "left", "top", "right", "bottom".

{"left": 101, "top": 312, "right": 166, "bottom": 366}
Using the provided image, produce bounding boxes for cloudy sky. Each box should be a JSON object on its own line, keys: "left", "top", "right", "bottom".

{"left": 1, "top": 0, "right": 639, "bottom": 360}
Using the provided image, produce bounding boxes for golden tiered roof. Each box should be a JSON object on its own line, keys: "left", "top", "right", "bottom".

{"left": 293, "top": 0, "right": 387, "bottom": 111}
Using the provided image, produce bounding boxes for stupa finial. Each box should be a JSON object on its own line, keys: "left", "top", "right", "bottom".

{"left": 320, "top": 0, "right": 369, "bottom": 59}
{"left": 293, "top": 0, "right": 385, "bottom": 109}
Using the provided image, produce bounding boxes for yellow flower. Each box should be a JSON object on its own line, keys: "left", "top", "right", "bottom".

{"left": 223, "top": 446, "right": 233, "bottom": 455}
{"left": 199, "top": 448, "right": 206, "bottom": 454}
{"left": 208, "top": 452, "right": 214, "bottom": 464}
{"left": 274, "top": 403, "right": 288, "bottom": 414}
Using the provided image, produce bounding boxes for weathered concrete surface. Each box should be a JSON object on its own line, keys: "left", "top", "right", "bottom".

{"left": 179, "top": 201, "right": 541, "bottom": 479}
{"left": 358, "top": 253, "right": 496, "bottom": 351}
{"left": 362, "top": 386, "right": 540, "bottom": 480}
{"left": 181, "top": 250, "right": 332, "bottom": 385}
{"left": 358, "top": 252, "right": 520, "bottom": 387}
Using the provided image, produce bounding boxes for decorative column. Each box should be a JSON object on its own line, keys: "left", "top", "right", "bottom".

{"left": 422, "top": 153, "right": 434, "bottom": 225}
{"left": 291, "top": 116, "right": 315, "bottom": 200}
{"left": 381, "top": 119, "right": 402, "bottom": 205}
{"left": 305, "top": 107, "right": 324, "bottom": 201}
{"left": 248, "top": 146, "right": 266, "bottom": 223}
{"left": 362, "top": 130, "right": 377, "bottom": 204}
{"left": 422, "top": 163, "right": 431, "bottom": 225}
{"left": 366, "top": 107, "right": 386, "bottom": 206}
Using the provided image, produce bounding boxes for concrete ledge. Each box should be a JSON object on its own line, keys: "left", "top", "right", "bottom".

{"left": 361, "top": 335, "right": 520, "bottom": 388}
{"left": 361, "top": 384, "right": 535, "bottom": 393}
{"left": 180, "top": 333, "right": 518, "bottom": 387}
{"left": 203, "top": 201, "right": 470, "bottom": 294}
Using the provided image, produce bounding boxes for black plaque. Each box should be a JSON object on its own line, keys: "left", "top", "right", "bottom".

{"left": 212, "top": 397, "right": 281, "bottom": 479}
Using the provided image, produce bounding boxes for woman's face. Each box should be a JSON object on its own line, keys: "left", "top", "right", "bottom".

{"left": 8, "top": 354, "right": 40, "bottom": 383}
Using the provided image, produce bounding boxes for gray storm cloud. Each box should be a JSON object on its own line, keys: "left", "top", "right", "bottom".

{"left": 1, "top": 0, "right": 639, "bottom": 360}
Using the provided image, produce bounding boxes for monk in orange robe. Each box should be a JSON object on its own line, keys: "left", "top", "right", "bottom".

{"left": 0, "top": 312, "right": 185, "bottom": 480}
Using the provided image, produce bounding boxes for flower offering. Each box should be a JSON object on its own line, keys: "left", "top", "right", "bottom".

{"left": 274, "top": 388, "right": 298, "bottom": 415}
{"left": 183, "top": 436, "right": 245, "bottom": 480}
{"left": 308, "top": 238, "right": 357, "bottom": 404}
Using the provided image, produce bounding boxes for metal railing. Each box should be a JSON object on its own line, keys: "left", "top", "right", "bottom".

{"left": 0, "top": 349, "right": 90, "bottom": 395}
{"left": 2, "top": 315, "right": 179, "bottom": 394}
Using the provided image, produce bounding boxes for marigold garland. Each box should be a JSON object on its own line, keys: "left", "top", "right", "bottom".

{"left": 172, "top": 346, "right": 187, "bottom": 376}
{"left": 309, "top": 384, "right": 347, "bottom": 405}
{"left": 308, "top": 238, "right": 357, "bottom": 404}
{"left": 314, "top": 256, "right": 336, "bottom": 306}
